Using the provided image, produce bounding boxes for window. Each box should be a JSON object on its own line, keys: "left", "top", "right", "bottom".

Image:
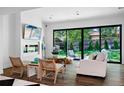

{"left": 53, "top": 25, "right": 122, "bottom": 63}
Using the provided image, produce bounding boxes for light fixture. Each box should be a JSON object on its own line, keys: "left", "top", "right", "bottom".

{"left": 49, "top": 16, "right": 52, "bottom": 19}
{"left": 49, "top": 15, "right": 53, "bottom": 19}
{"left": 76, "top": 11, "right": 80, "bottom": 15}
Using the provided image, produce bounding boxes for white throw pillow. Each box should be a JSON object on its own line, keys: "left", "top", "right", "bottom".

{"left": 96, "top": 52, "right": 105, "bottom": 61}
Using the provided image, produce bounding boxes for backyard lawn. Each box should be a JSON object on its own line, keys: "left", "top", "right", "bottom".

{"left": 108, "top": 50, "right": 120, "bottom": 62}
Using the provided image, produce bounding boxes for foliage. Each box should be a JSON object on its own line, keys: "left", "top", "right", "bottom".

{"left": 114, "top": 40, "right": 119, "bottom": 49}
{"left": 83, "top": 29, "right": 91, "bottom": 39}
{"left": 54, "top": 31, "right": 66, "bottom": 40}
{"left": 70, "top": 42, "right": 73, "bottom": 50}
{"left": 104, "top": 40, "right": 109, "bottom": 49}
{"left": 79, "top": 41, "right": 82, "bottom": 51}
{"left": 108, "top": 50, "right": 120, "bottom": 62}
{"left": 67, "top": 30, "right": 81, "bottom": 51}
{"left": 88, "top": 40, "right": 94, "bottom": 50}
{"left": 95, "top": 40, "right": 100, "bottom": 50}
{"left": 101, "top": 27, "right": 119, "bottom": 39}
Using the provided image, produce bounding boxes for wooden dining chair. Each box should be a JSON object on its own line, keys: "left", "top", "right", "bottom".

{"left": 39, "top": 59, "right": 65, "bottom": 84}
{"left": 9, "top": 57, "right": 26, "bottom": 77}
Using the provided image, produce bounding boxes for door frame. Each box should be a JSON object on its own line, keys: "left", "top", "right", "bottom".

{"left": 53, "top": 24, "right": 122, "bottom": 64}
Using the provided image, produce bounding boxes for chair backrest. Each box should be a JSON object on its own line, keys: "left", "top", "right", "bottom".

{"left": 39, "top": 59, "right": 56, "bottom": 71}
{"left": 9, "top": 57, "right": 24, "bottom": 67}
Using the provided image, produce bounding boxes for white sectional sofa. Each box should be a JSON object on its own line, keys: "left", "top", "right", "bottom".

{"left": 77, "top": 49, "right": 108, "bottom": 78}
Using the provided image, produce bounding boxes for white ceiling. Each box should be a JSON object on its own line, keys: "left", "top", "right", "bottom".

{"left": 0, "top": 7, "right": 38, "bottom": 15}
{"left": 1, "top": 7, "right": 124, "bottom": 23}
{"left": 38, "top": 7, "right": 124, "bottom": 23}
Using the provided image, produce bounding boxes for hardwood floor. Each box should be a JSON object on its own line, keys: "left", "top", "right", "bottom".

{"left": 3, "top": 61, "right": 124, "bottom": 86}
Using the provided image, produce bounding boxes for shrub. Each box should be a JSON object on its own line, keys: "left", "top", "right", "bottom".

{"left": 95, "top": 40, "right": 100, "bottom": 50}
{"left": 88, "top": 40, "right": 94, "bottom": 50}
{"left": 70, "top": 42, "right": 73, "bottom": 50}
{"left": 114, "top": 40, "right": 119, "bottom": 49}
{"left": 104, "top": 40, "right": 109, "bottom": 49}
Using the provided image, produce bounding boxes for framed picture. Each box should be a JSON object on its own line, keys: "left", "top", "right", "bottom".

{"left": 23, "top": 24, "right": 41, "bottom": 40}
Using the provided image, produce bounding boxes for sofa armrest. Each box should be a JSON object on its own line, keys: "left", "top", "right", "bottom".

{"left": 79, "top": 59, "right": 107, "bottom": 67}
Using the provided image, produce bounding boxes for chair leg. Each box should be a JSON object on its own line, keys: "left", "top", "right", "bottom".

{"left": 20, "top": 69, "right": 24, "bottom": 77}
{"left": 54, "top": 72, "right": 58, "bottom": 84}
{"left": 61, "top": 68, "right": 64, "bottom": 78}
{"left": 40, "top": 70, "right": 46, "bottom": 81}
{"left": 11, "top": 68, "right": 14, "bottom": 76}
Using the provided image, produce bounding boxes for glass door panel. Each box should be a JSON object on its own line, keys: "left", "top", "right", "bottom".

{"left": 83, "top": 28, "right": 100, "bottom": 58}
{"left": 53, "top": 31, "right": 67, "bottom": 58}
{"left": 67, "top": 29, "right": 82, "bottom": 59}
{"left": 101, "top": 26, "right": 120, "bottom": 62}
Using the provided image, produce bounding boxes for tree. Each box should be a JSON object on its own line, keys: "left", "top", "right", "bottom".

{"left": 104, "top": 40, "right": 109, "bottom": 49}
{"left": 114, "top": 40, "right": 119, "bottom": 49}
{"left": 70, "top": 42, "right": 73, "bottom": 50}
{"left": 67, "top": 30, "right": 81, "bottom": 51}
{"left": 79, "top": 41, "right": 82, "bottom": 51}
{"left": 83, "top": 29, "right": 91, "bottom": 40}
{"left": 95, "top": 40, "right": 100, "bottom": 50}
{"left": 88, "top": 40, "right": 94, "bottom": 50}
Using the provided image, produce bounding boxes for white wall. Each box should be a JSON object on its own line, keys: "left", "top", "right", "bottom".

{"left": 2, "top": 13, "right": 21, "bottom": 68}
{"left": 0, "top": 15, "right": 3, "bottom": 73}
{"left": 0, "top": 13, "right": 21, "bottom": 71}
{"left": 21, "top": 9, "right": 44, "bottom": 62}
{"left": 45, "top": 14, "right": 124, "bottom": 64}
{"left": 0, "top": 8, "right": 44, "bottom": 69}
{"left": 0, "top": 8, "right": 45, "bottom": 69}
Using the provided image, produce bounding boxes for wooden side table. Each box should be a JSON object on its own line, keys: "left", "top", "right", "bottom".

{"left": 27, "top": 63, "right": 41, "bottom": 79}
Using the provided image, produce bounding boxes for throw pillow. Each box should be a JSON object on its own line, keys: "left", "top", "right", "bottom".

{"left": 96, "top": 52, "right": 105, "bottom": 61}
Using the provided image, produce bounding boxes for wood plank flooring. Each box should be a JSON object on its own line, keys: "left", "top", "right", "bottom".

{"left": 3, "top": 61, "right": 124, "bottom": 86}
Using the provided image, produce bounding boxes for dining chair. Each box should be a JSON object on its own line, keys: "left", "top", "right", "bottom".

{"left": 39, "top": 59, "right": 65, "bottom": 84}
{"left": 9, "top": 57, "right": 26, "bottom": 77}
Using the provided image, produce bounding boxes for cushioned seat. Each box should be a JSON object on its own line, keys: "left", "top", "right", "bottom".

{"left": 56, "top": 63, "right": 64, "bottom": 70}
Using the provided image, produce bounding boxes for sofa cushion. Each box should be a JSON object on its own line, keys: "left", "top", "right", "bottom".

{"left": 96, "top": 52, "right": 105, "bottom": 61}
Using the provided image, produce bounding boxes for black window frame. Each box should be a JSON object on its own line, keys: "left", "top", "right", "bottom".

{"left": 53, "top": 24, "right": 122, "bottom": 64}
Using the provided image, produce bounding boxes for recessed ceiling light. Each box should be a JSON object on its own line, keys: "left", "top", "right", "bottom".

{"left": 49, "top": 15, "right": 53, "bottom": 19}
{"left": 76, "top": 11, "right": 80, "bottom": 15}
{"left": 49, "top": 16, "right": 52, "bottom": 19}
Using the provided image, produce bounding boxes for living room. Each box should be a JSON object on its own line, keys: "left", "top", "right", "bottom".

{"left": 0, "top": 7, "right": 124, "bottom": 87}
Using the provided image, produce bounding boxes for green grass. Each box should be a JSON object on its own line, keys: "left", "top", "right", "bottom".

{"left": 108, "top": 50, "right": 120, "bottom": 62}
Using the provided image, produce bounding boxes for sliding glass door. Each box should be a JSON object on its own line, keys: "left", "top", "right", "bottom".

{"left": 53, "top": 30, "right": 67, "bottom": 58}
{"left": 83, "top": 28, "right": 100, "bottom": 58}
{"left": 67, "top": 29, "right": 82, "bottom": 59}
{"left": 101, "top": 26, "right": 121, "bottom": 63}
{"left": 53, "top": 29, "right": 81, "bottom": 59}
{"left": 83, "top": 25, "right": 121, "bottom": 63}
{"left": 53, "top": 25, "right": 121, "bottom": 63}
